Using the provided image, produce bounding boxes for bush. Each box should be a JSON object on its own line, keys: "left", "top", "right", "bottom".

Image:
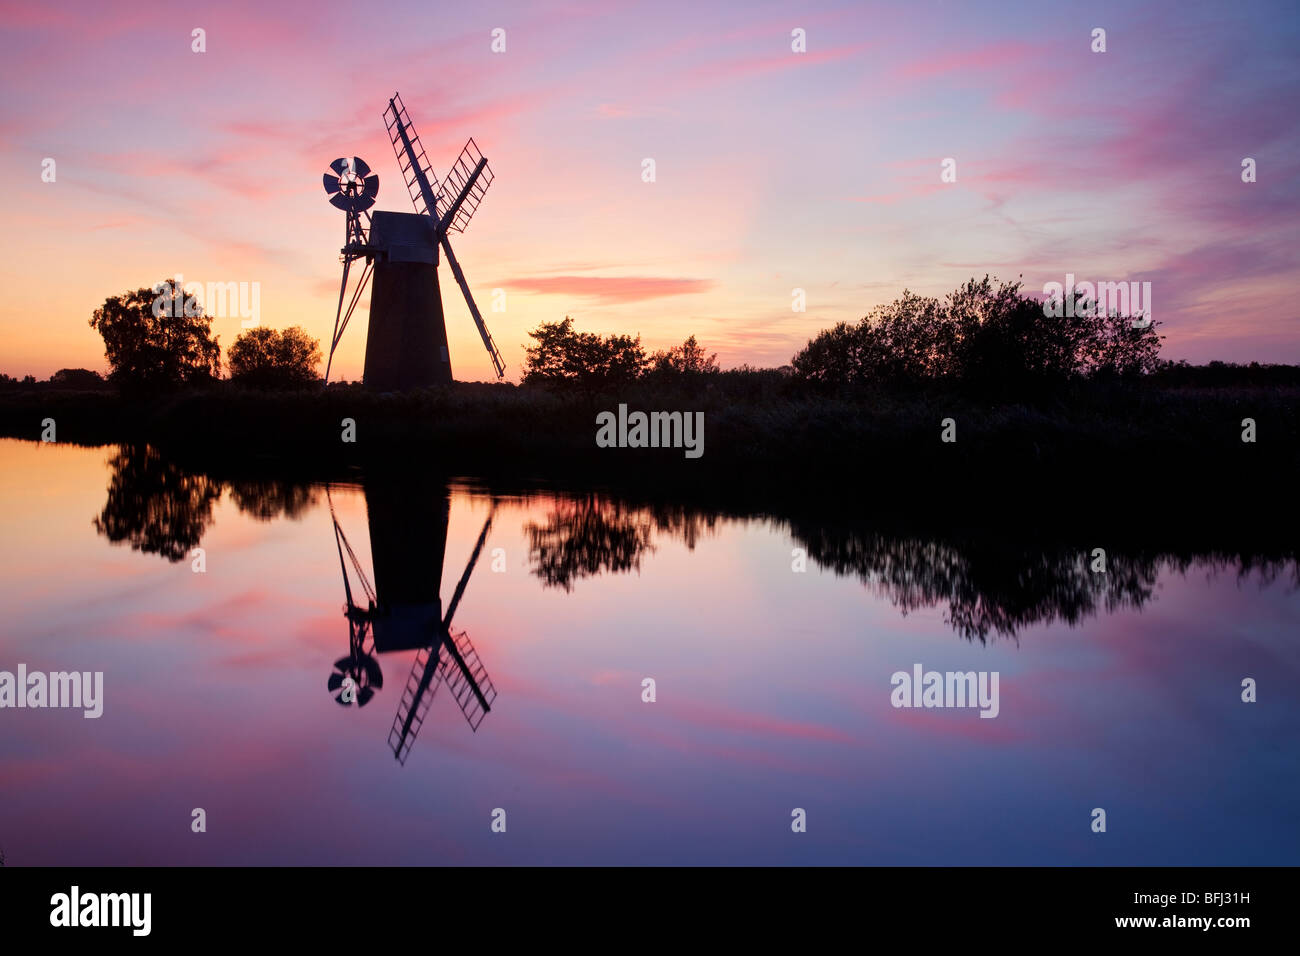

{"left": 792, "top": 276, "right": 1164, "bottom": 397}
{"left": 48, "top": 368, "right": 108, "bottom": 389}
{"left": 523, "top": 316, "right": 647, "bottom": 396}
{"left": 227, "top": 326, "right": 322, "bottom": 389}
{"left": 650, "top": 335, "right": 720, "bottom": 376}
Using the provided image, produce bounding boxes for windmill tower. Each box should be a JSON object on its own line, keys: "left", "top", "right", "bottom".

{"left": 327, "top": 478, "right": 499, "bottom": 764}
{"left": 322, "top": 92, "right": 506, "bottom": 389}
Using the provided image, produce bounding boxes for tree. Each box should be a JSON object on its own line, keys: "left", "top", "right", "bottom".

{"left": 1089, "top": 310, "right": 1164, "bottom": 379}
{"left": 89, "top": 282, "right": 220, "bottom": 390}
{"left": 227, "top": 326, "right": 322, "bottom": 388}
{"left": 522, "top": 316, "right": 647, "bottom": 395}
{"left": 650, "top": 335, "right": 720, "bottom": 375}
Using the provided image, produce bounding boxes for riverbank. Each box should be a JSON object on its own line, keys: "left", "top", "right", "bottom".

{"left": 0, "top": 378, "right": 1295, "bottom": 501}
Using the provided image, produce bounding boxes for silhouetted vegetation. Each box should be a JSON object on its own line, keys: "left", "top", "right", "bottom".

{"left": 48, "top": 368, "right": 109, "bottom": 389}
{"left": 1150, "top": 359, "right": 1300, "bottom": 388}
{"left": 649, "top": 335, "right": 719, "bottom": 376}
{"left": 89, "top": 283, "right": 221, "bottom": 391}
{"left": 522, "top": 320, "right": 723, "bottom": 397}
{"left": 7, "top": 368, "right": 1296, "bottom": 501}
{"left": 522, "top": 316, "right": 648, "bottom": 397}
{"left": 1, "top": 275, "right": 1295, "bottom": 503}
{"left": 227, "top": 326, "right": 322, "bottom": 389}
{"left": 792, "top": 276, "right": 1163, "bottom": 397}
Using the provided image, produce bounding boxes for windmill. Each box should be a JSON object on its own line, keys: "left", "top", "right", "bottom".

{"left": 322, "top": 92, "right": 506, "bottom": 390}
{"left": 327, "top": 479, "right": 498, "bottom": 764}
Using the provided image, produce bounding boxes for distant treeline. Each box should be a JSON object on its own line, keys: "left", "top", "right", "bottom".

{"left": 2, "top": 275, "right": 1297, "bottom": 500}
{"left": 8, "top": 274, "right": 1299, "bottom": 397}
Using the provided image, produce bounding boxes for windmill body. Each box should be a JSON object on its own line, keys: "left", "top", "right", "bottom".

{"left": 363, "top": 212, "right": 451, "bottom": 390}
{"left": 322, "top": 93, "right": 506, "bottom": 389}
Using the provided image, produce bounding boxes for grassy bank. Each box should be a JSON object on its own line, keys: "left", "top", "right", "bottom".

{"left": 1, "top": 375, "right": 1296, "bottom": 501}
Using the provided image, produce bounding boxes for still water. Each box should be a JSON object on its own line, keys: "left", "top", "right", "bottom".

{"left": 1, "top": 439, "right": 1296, "bottom": 865}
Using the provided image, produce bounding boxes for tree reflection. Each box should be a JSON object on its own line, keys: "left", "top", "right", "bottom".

{"left": 525, "top": 496, "right": 656, "bottom": 591}
{"left": 227, "top": 479, "right": 319, "bottom": 521}
{"left": 93, "top": 445, "right": 221, "bottom": 562}
{"left": 785, "top": 524, "right": 1164, "bottom": 642}
{"left": 93, "top": 445, "right": 317, "bottom": 561}
{"left": 523, "top": 495, "right": 1298, "bottom": 642}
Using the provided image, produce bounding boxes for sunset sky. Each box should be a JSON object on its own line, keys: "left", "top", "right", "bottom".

{"left": 1, "top": 0, "right": 1296, "bottom": 382}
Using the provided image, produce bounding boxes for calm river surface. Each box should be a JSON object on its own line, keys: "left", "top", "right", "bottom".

{"left": 1, "top": 438, "right": 1296, "bottom": 865}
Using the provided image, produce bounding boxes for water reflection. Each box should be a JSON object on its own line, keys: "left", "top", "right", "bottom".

{"left": 93, "top": 446, "right": 222, "bottom": 562}
{"left": 89, "top": 448, "right": 500, "bottom": 765}
{"left": 93, "top": 446, "right": 1300, "bottom": 649}
{"left": 525, "top": 497, "right": 655, "bottom": 590}
{"left": 92, "top": 444, "right": 316, "bottom": 561}
{"left": 525, "top": 498, "right": 719, "bottom": 591}
{"left": 784, "top": 524, "right": 1162, "bottom": 642}
{"left": 328, "top": 476, "right": 497, "bottom": 764}
{"left": 13, "top": 438, "right": 1290, "bottom": 863}
{"left": 227, "top": 479, "right": 319, "bottom": 521}
{"left": 785, "top": 521, "right": 1300, "bottom": 641}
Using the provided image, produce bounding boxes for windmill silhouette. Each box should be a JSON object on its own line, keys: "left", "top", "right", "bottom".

{"left": 327, "top": 479, "right": 498, "bottom": 764}
{"left": 323, "top": 92, "right": 506, "bottom": 389}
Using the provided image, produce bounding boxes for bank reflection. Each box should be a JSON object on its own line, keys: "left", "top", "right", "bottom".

{"left": 91, "top": 445, "right": 1300, "bottom": 656}
{"left": 525, "top": 499, "right": 1300, "bottom": 642}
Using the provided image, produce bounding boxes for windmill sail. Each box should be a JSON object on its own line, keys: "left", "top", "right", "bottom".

{"left": 385, "top": 502, "right": 500, "bottom": 764}
{"left": 387, "top": 642, "right": 443, "bottom": 765}
{"left": 440, "top": 235, "right": 507, "bottom": 377}
{"left": 439, "top": 139, "right": 493, "bottom": 234}
{"left": 383, "top": 94, "right": 442, "bottom": 219}
{"left": 387, "top": 628, "right": 497, "bottom": 765}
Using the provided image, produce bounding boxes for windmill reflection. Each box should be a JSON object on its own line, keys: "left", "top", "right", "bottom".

{"left": 327, "top": 478, "right": 498, "bottom": 764}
